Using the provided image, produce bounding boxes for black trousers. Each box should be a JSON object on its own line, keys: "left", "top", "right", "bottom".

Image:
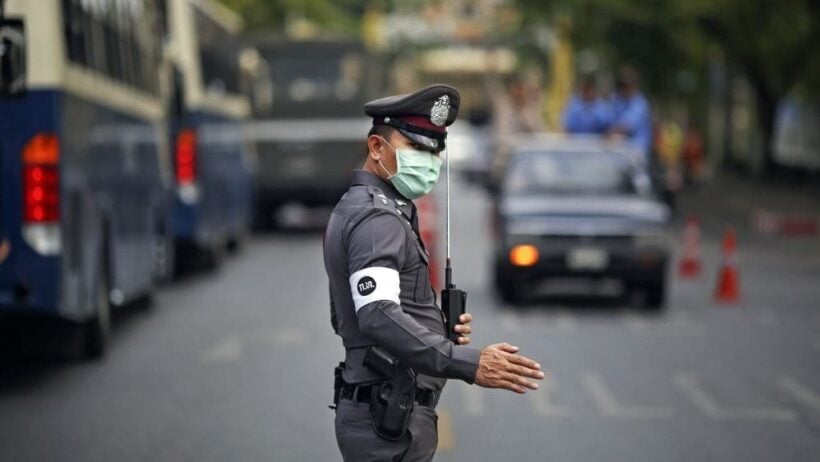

{"left": 335, "top": 399, "right": 439, "bottom": 461}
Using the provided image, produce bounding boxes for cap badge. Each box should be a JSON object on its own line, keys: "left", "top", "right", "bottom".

{"left": 430, "top": 95, "right": 450, "bottom": 127}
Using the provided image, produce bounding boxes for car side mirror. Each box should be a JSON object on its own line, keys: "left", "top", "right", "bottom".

{"left": 0, "top": 18, "right": 26, "bottom": 96}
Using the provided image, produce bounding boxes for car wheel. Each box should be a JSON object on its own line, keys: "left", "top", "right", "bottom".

{"left": 82, "top": 266, "right": 111, "bottom": 359}
{"left": 494, "top": 265, "right": 519, "bottom": 304}
{"left": 201, "top": 241, "right": 224, "bottom": 272}
{"left": 254, "top": 205, "right": 279, "bottom": 231}
{"left": 644, "top": 279, "right": 666, "bottom": 310}
{"left": 226, "top": 229, "right": 246, "bottom": 254}
{"left": 153, "top": 218, "right": 175, "bottom": 283}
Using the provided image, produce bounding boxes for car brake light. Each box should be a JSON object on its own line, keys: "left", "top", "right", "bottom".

{"left": 175, "top": 129, "right": 197, "bottom": 185}
{"left": 510, "top": 245, "right": 539, "bottom": 267}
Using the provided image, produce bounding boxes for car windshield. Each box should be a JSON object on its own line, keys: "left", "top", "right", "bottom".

{"left": 504, "top": 151, "right": 638, "bottom": 195}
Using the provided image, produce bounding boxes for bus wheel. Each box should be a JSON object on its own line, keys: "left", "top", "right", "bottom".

{"left": 82, "top": 270, "right": 111, "bottom": 359}
{"left": 200, "top": 243, "right": 223, "bottom": 272}
{"left": 153, "top": 219, "right": 175, "bottom": 283}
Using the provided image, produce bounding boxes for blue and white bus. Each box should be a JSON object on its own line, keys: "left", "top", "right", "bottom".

{"left": 0, "top": 0, "right": 171, "bottom": 357}
{"left": 163, "top": 0, "right": 253, "bottom": 269}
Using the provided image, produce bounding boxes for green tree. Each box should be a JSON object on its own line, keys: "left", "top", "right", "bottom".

{"left": 688, "top": 0, "right": 820, "bottom": 170}
{"left": 516, "top": 0, "right": 820, "bottom": 170}
{"left": 219, "top": 0, "right": 366, "bottom": 35}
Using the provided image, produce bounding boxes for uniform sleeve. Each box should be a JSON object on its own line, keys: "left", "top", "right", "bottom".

{"left": 595, "top": 100, "right": 614, "bottom": 133}
{"left": 562, "top": 99, "right": 581, "bottom": 133}
{"left": 614, "top": 98, "right": 648, "bottom": 135}
{"left": 347, "top": 211, "right": 480, "bottom": 383}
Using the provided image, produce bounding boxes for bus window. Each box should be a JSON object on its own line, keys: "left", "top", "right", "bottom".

{"left": 0, "top": 17, "right": 25, "bottom": 96}
{"left": 61, "top": 0, "right": 163, "bottom": 95}
{"left": 194, "top": 6, "right": 240, "bottom": 95}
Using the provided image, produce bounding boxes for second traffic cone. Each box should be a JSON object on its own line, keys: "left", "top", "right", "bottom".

{"left": 714, "top": 228, "right": 740, "bottom": 304}
{"left": 678, "top": 216, "right": 702, "bottom": 278}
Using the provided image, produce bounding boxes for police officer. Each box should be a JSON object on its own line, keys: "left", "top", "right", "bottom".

{"left": 563, "top": 75, "right": 612, "bottom": 134}
{"left": 608, "top": 66, "right": 652, "bottom": 158}
{"left": 324, "top": 84, "right": 545, "bottom": 461}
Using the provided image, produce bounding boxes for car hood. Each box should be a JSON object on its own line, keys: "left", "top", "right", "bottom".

{"left": 500, "top": 194, "right": 670, "bottom": 235}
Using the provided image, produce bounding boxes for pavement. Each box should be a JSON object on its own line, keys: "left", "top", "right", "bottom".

{"left": 687, "top": 170, "right": 820, "bottom": 237}
{"left": 1, "top": 172, "right": 819, "bottom": 461}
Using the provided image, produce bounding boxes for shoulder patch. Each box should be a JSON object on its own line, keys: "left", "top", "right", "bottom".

{"left": 367, "top": 186, "right": 396, "bottom": 212}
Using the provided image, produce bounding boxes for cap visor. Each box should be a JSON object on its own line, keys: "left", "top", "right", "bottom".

{"left": 397, "top": 129, "right": 443, "bottom": 153}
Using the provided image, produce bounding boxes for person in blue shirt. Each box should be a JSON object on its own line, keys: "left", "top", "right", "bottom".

{"left": 608, "top": 66, "right": 653, "bottom": 157}
{"left": 563, "top": 76, "right": 611, "bottom": 134}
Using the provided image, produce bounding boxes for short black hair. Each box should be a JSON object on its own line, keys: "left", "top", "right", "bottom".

{"left": 368, "top": 125, "right": 395, "bottom": 138}
{"left": 364, "top": 125, "right": 395, "bottom": 156}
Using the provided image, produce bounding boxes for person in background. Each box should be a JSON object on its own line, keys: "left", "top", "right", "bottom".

{"left": 563, "top": 75, "right": 611, "bottom": 134}
{"left": 608, "top": 66, "right": 653, "bottom": 159}
{"left": 681, "top": 124, "right": 706, "bottom": 184}
{"left": 486, "top": 73, "right": 545, "bottom": 187}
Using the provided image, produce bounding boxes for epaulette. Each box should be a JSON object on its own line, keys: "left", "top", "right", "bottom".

{"left": 367, "top": 186, "right": 403, "bottom": 216}
{"left": 365, "top": 187, "right": 428, "bottom": 265}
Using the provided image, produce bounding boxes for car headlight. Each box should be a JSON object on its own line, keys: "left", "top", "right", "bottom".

{"left": 634, "top": 231, "right": 668, "bottom": 248}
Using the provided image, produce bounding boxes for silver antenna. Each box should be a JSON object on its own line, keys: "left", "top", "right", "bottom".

{"left": 444, "top": 143, "right": 453, "bottom": 287}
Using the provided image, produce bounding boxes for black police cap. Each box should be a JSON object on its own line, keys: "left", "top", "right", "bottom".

{"left": 364, "top": 84, "right": 460, "bottom": 152}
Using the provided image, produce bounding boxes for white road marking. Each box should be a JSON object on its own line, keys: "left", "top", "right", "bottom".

{"left": 500, "top": 309, "right": 575, "bottom": 332}
{"left": 499, "top": 313, "right": 521, "bottom": 333}
{"left": 581, "top": 372, "right": 673, "bottom": 419}
{"left": 201, "top": 335, "right": 243, "bottom": 363}
{"left": 551, "top": 307, "right": 577, "bottom": 330}
{"left": 462, "top": 383, "right": 486, "bottom": 416}
{"left": 270, "top": 326, "right": 309, "bottom": 346}
{"left": 673, "top": 372, "right": 797, "bottom": 422}
{"left": 780, "top": 377, "right": 820, "bottom": 413}
{"left": 753, "top": 309, "right": 777, "bottom": 326}
{"left": 623, "top": 313, "right": 704, "bottom": 337}
{"left": 531, "top": 380, "right": 574, "bottom": 417}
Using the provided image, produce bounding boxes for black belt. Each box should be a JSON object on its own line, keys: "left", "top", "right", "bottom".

{"left": 341, "top": 383, "right": 440, "bottom": 408}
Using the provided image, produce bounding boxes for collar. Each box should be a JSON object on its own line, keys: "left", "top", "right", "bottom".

{"left": 351, "top": 169, "right": 402, "bottom": 200}
{"left": 351, "top": 170, "right": 415, "bottom": 216}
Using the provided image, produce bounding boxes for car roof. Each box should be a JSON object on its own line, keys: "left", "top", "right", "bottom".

{"left": 508, "top": 133, "right": 642, "bottom": 157}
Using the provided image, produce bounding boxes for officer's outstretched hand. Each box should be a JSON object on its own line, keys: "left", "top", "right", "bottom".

{"left": 453, "top": 313, "right": 473, "bottom": 345}
{"left": 474, "top": 343, "right": 544, "bottom": 394}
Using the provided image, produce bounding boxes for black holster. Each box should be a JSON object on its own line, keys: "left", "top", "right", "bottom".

{"left": 363, "top": 346, "right": 417, "bottom": 441}
{"left": 330, "top": 361, "right": 345, "bottom": 410}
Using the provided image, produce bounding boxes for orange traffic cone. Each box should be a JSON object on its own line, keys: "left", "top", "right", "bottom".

{"left": 416, "top": 195, "right": 441, "bottom": 292}
{"left": 678, "top": 216, "right": 702, "bottom": 278}
{"left": 714, "top": 228, "right": 740, "bottom": 304}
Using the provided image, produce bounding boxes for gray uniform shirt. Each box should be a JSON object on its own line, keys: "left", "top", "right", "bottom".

{"left": 324, "top": 170, "right": 480, "bottom": 391}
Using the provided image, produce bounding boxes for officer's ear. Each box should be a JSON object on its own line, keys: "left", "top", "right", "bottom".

{"left": 367, "top": 134, "right": 386, "bottom": 161}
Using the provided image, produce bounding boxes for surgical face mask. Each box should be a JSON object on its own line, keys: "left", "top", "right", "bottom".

{"left": 377, "top": 138, "right": 443, "bottom": 200}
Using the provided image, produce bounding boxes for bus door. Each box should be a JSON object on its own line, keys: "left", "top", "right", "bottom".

{"left": 0, "top": 10, "right": 26, "bottom": 249}
{"left": 0, "top": 115, "right": 7, "bottom": 259}
{"left": 1, "top": 10, "right": 26, "bottom": 256}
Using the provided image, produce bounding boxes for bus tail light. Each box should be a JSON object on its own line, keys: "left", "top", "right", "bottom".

{"left": 21, "top": 133, "right": 62, "bottom": 255}
{"left": 175, "top": 129, "right": 200, "bottom": 204}
{"left": 176, "top": 129, "right": 197, "bottom": 185}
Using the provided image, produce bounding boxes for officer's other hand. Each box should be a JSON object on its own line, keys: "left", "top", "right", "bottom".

{"left": 453, "top": 313, "right": 472, "bottom": 345}
{"left": 474, "top": 343, "right": 544, "bottom": 394}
